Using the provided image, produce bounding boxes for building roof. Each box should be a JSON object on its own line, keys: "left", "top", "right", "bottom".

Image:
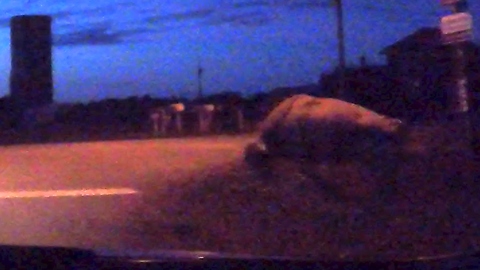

{"left": 379, "top": 27, "right": 479, "bottom": 55}
{"left": 380, "top": 27, "right": 443, "bottom": 55}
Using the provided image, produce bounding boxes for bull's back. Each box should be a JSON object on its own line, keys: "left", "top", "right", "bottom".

{"left": 259, "top": 94, "right": 316, "bottom": 132}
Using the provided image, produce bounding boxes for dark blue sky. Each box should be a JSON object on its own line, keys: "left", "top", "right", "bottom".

{"left": 0, "top": 0, "right": 478, "bottom": 102}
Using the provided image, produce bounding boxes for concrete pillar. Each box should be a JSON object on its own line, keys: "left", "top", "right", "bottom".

{"left": 196, "top": 104, "right": 215, "bottom": 134}
{"left": 160, "top": 108, "right": 171, "bottom": 136}
{"left": 150, "top": 107, "right": 172, "bottom": 136}
{"left": 150, "top": 111, "right": 160, "bottom": 136}
{"left": 10, "top": 15, "right": 53, "bottom": 120}
{"left": 169, "top": 103, "right": 185, "bottom": 135}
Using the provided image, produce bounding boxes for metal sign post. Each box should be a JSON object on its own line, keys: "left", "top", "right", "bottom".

{"left": 440, "top": 0, "right": 474, "bottom": 151}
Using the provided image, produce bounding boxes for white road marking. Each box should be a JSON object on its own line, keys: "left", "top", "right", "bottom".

{"left": 0, "top": 188, "right": 139, "bottom": 199}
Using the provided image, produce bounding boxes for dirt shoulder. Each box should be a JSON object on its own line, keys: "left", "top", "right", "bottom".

{"left": 128, "top": 124, "right": 480, "bottom": 260}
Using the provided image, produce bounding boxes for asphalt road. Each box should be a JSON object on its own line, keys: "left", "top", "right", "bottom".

{"left": 0, "top": 135, "right": 254, "bottom": 253}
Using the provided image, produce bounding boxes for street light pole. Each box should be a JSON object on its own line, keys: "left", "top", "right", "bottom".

{"left": 335, "top": 0, "right": 346, "bottom": 99}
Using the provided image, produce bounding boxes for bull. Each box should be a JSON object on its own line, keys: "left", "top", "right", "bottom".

{"left": 245, "top": 94, "right": 408, "bottom": 164}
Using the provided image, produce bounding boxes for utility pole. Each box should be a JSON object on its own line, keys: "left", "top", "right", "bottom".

{"left": 334, "top": 0, "right": 346, "bottom": 99}
{"left": 197, "top": 59, "right": 204, "bottom": 100}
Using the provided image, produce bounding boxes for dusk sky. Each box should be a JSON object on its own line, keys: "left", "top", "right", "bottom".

{"left": 0, "top": 0, "right": 478, "bottom": 102}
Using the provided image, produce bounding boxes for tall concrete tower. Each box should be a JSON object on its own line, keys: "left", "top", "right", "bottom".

{"left": 10, "top": 15, "right": 53, "bottom": 111}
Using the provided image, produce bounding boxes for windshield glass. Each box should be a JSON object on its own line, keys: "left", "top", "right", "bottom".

{"left": 0, "top": 0, "right": 480, "bottom": 261}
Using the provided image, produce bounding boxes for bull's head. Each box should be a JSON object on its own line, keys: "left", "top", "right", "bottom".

{"left": 387, "top": 118, "right": 410, "bottom": 144}
{"left": 390, "top": 119, "right": 404, "bottom": 132}
{"left": 376, "top": 115, "right": 404, "bottom": 133}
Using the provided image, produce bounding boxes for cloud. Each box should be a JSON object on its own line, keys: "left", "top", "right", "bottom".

{"left": 144, "top": 6, "right": 274, "bottom": 30}
{"left": 145, "top": 8, "right": 215, "bottom": 24}
{"left": 232, "top": 1, "right": 270, "bottom": 9}
{"left": 360, "top": 1, "right": 443, "bottom": 20}
{"left": 0, "top": 17, "right": 11, "bottom": 28}
{"left": 65, "top": 2, "right": 137, "bottom": 18}
{"left": 0, "top": 8, "right": 109, "bottom": 30}
{"left": 1, "top": 1, "right": 285, "bottom": 46}
{"left": 53, "top": 23, "right": 151, "bottom": 46}
{"left": 0, "top": 11, "right": 68, "bottom": 29}
{"left": 201, "top": 0, "right": 333, "bottom": 27}
{"left": 0, "top": 1, "right": 137, "bottom": 28}
{"left": 207, "top": 12, "right": 273, "bottom": 27}
{"left": 286, "top": 0, "right": 334, "bottom": 9}
{"left": 359, "top": 2, "right": 441, "bottom": 24}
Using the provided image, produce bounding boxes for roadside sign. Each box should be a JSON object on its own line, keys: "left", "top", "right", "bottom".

{"left": 441, "top": 12, "right": 473, "bottom": 35}
{"left": 442, "top": 30, "right": 473, "bottom": 44}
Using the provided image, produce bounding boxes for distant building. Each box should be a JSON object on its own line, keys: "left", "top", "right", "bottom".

{"left": 379, "top": 27, "right": 480, "bottom": 113}
{"left": 319, "top": 27, "right": 480, "bottom": 120}
{"left": 318, "top": 65, "right": 409, "bottom": 118}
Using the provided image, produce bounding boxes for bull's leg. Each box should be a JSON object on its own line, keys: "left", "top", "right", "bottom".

{"left": 160, "top": 116, "right": 169, "bottom": 136}
{"left": 244, "top": 140, "right": 269, "bottom": 166}
{"left": 201, "top": 112, "right": 212, "bottom": 134}
{"left": 198, "top": 111, "right": 210, "bottom": 135}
